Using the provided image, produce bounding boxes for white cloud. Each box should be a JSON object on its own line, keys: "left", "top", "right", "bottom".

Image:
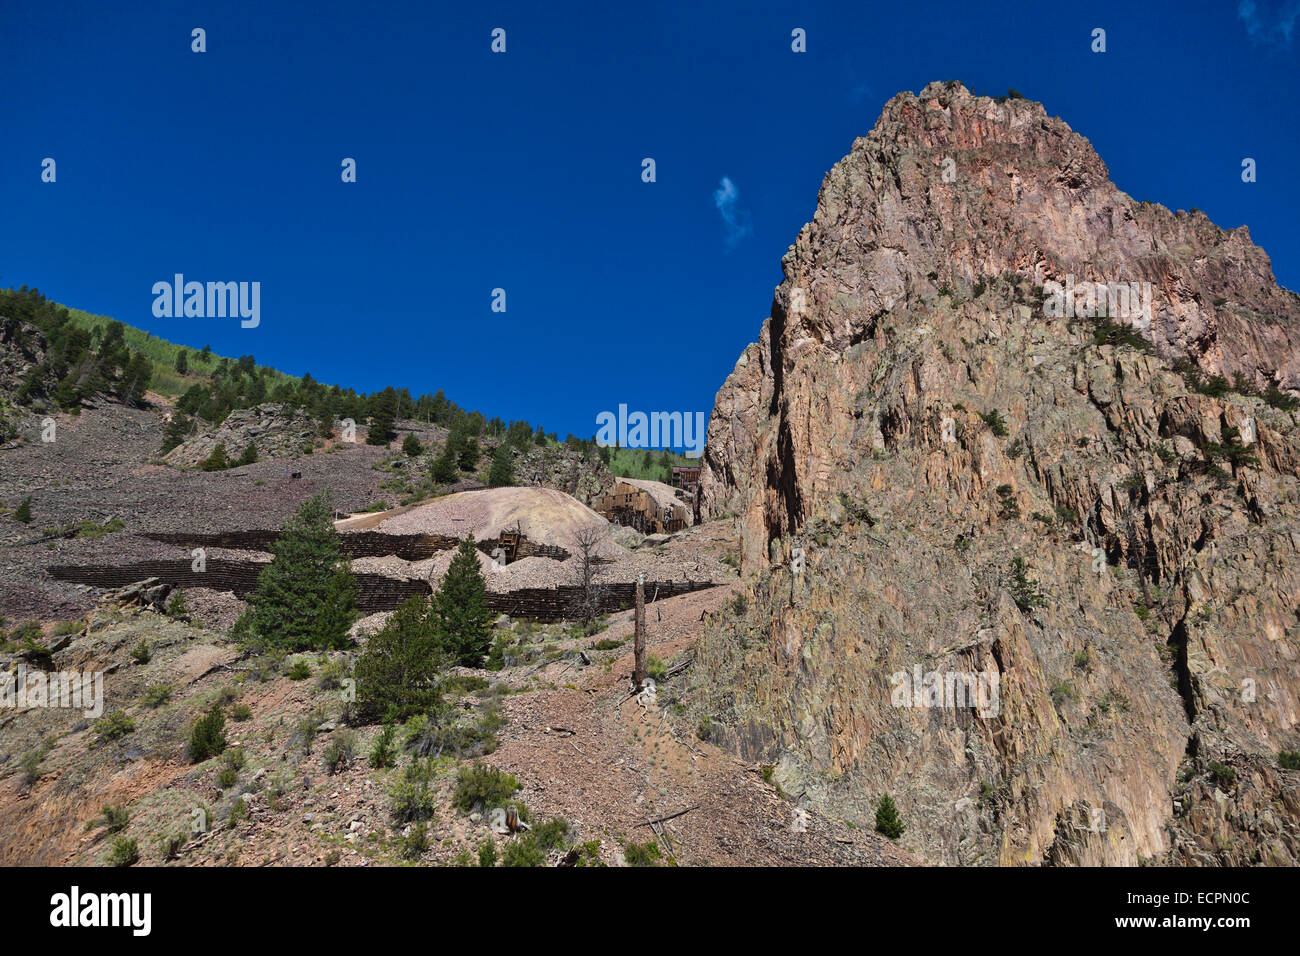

{"left": 1238, "top": 0, "right": 1300, "bottom": 47}
{"left": 713, "top": 176, "right": 753, "bottom": 249}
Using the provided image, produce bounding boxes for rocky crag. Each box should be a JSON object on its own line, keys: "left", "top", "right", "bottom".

{"left": 690, "top": 82, "right": 1300, "bottom": 865}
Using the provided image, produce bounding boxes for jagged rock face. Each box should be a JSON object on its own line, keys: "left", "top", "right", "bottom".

{"left": 0, "top": 317, "right": 50, "bottom": 397}
{"left": 163, "top": 403, "right": 320, "bottom": 467}
{"left": 692, "top": 83, "right": 1300, "bottom": 865}
{"left": 513, "top": 443, "right": 613, "bottom": 505}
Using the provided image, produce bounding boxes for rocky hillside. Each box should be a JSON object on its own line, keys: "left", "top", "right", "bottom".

{"left": 162, "top": 403, "right": 322, "bottom": 468}
{"left": 689, "top": 82, "right": 1300, "bottom": 865}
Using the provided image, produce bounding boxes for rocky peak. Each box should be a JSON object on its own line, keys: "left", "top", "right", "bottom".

{"left": 690, "top": 84, "right": 1300, "bottom": 866}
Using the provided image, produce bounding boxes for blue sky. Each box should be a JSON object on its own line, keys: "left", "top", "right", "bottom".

{"left": 2, "top": 0, "right": 1297, "bottom": 443}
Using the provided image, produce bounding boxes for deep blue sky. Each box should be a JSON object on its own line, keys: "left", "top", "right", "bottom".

{"left": 2, "top": 0, "right": 1297, "bottom": 442}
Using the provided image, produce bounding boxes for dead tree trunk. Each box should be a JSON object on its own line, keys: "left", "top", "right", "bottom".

{"left": 634, "top": 572, "right": 646, "bottom": 687}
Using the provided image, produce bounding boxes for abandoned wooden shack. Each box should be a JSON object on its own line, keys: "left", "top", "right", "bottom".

{"left": 591, "top": 478, "right": 692, "bottom": 534}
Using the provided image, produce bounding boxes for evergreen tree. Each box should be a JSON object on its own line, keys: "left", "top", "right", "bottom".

{"left": 534, "top": 425, "right": 546, "bottom": 446}
{"left": 352, "top": 594, "right": 445, "bottom": 723}
{"left": 175, "top": 350, "right": 188, "bottom": 374}
{"left": 201, "top": 442, "right": 229, "bottom": 471}
{"left": 238, "top": 493, "right": 357, "bottom": 650}
{"left": 236, "top": 442, "right": 259, "bottom": 466}
{"left": 487, "top": 445, "right": 514, "bottom": 487}
{"left": 160, "top": 414, "right": 191, "bottom": 454}
{"left": 875, "top": 794, "right": 905, "bottom": 840}
{"left": 458, "top": 436, "right": 480, "bottom": 471}
{"left": 118, "top": 352, "right": 152, "bottom": 405}
{"left": 431, "top": 445, "right": 458, "bottom": 483}
{"left": 431, "top": 536, "right": 493, "bottom": 666}
{"left": 14, "top": 495, "right": 33, "bottom": 523}
{"left": 402, "top": 433, "right": 423, "bottom": 457}
{"left": 367, "top": 387, "right": 398, "bottom": 446}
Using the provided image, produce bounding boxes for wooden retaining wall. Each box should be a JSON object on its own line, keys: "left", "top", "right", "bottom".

{"left": 143, "top": 530, "right": 570, "bottom": 563}
{"left": 46, "top": 560, "right": 716, "bottom": 621}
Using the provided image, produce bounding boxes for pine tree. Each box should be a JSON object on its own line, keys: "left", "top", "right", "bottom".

{"left": 402, "top": 433, "right": 423, "bottom": 457}
{"left": 458, "top": 436, "right": 480, "bottom": 471}
{"left": 14, "top": 495, "right": 33, "bottom": 523}
{"left": 160, "top": 413, "right": 191, "bottom": 453}
{"left": 201, "top": 442, "right": 229, "bottom": 471}
{"left": 431, "top": 445, "right": 458, "bottom": 483}
{"left": 432, "top": 536, "right": 493, "bottom": 666}
{"left": 236, "top": 442, "right": 259, "bottom": 466}
{"left": 175, "top": 350, "right": 188, "bottom": 374}
{"left": 487, "top": 445, "right": 514, "bottom": 487}
{"left": 238, "top": 494, "right": 357, "bottom": 650}
{"left": 367, "top": 388, "right": 398, "bottom": 446}
{"left": 352, "top": 594, "right": 445, "bottom": 723}
{"left": 875, "top": 794, "right": 905, "bottom": 840}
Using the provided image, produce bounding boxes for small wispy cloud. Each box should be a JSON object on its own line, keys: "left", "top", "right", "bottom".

{"left": 713, "top": 176, "right": 753, "bottom": 249}
{"left": 1238, "top": 0, "right": 1300, "bottom": 47}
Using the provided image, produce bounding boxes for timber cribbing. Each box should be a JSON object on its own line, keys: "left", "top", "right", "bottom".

{"left": 46, "top": 560, "right": 717, "bottom": 621}
{"left": 142, "top": 530, "right": 570, "bottom": 563}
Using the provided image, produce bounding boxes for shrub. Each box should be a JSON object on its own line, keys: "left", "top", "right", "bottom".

{"left": 1008, "top": 557, "right": 1044, "bottom": 612}
{"left": 369, "top": 724, "right": 397, "bottom": 769}
{"left": 108, "top": 837, "right": 139, "bottom": 867}
{"left": 875, "top": 794, "right": 905, "bottom": 840}
{"left": 230, "top": 703, "right": 252, "bottom": 721}
{"left": 93, "top": 710, "right": 135, "bottom": 743}
{"left": 1208, "top": 761, "right": 1236, "bottom": 789}
{"left": 217, "top": 766, "right": 238, "bottom": 789}
{"left": 164, "top": 589, "right": 189, "bottom": 619}
{"left": 20, "top": 749, "right": 45, "bottom": 786}
{"left": 1279, "top": 751, "right": 1300, "bottom": 771}
{"left": 645, "top": 655, "right": 668, "bottom": 683}
{"left": 201, "top": 442, "right": 229, "bottom": 471}
{"left": 129, "top": 640, "right": 151, "bottom": 665}
{"left": 623, "top": 840, "right": 662, "bottom": 866}
{"left": 322, "top": 730, "right": 357, "bottom": 774}
{"left": 141, "top": 685, "right": 172, "bottom": 709}
{"left": 188, "top": 704, "right": 227, "bottom": 763}
{"left": 14, "top": 495, "right": 33, "bottom": 523}
{"left": 94, "top": 804, "right": 130, "bottom": 833}
{"left": 401, "top": 821, "right": 429, "bottom": 859}
{"left": 502, "top": 833, "right": 548, "bottom": 867}
{"left": 979, "top": 409, "right": 1009, "bottom": 437}
{"left": 315, "top": 659, "right": 347, "bottom": 690}
{"left": 286, "top": 660, "right": 311, "bottom": 680}
{"left": 389, "top": 758, "right": 437, "bottom": 824}
{"left": 452, "top": 763, "right": 520, "bottom": 812}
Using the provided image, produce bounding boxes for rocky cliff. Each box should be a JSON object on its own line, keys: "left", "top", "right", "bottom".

{"left": 690, "top": 82, "right": 1300, "bottom": 865}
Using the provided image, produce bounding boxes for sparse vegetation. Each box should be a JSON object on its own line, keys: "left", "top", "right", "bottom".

{"left": 452, "top": 763, "right": 520, "bottom": 812}
{"left": 93, "top": 710, "right": 135, "bottom": 743}
{"left": 188, "top": 704, "right": 227, "bottom": 763}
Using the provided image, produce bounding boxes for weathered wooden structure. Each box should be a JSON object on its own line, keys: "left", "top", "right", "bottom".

{"left": 671, "top": 465, "right": 701, "bottom": 493}
{"left": 591, "top": 481, "right": 688, "bottom": 534}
